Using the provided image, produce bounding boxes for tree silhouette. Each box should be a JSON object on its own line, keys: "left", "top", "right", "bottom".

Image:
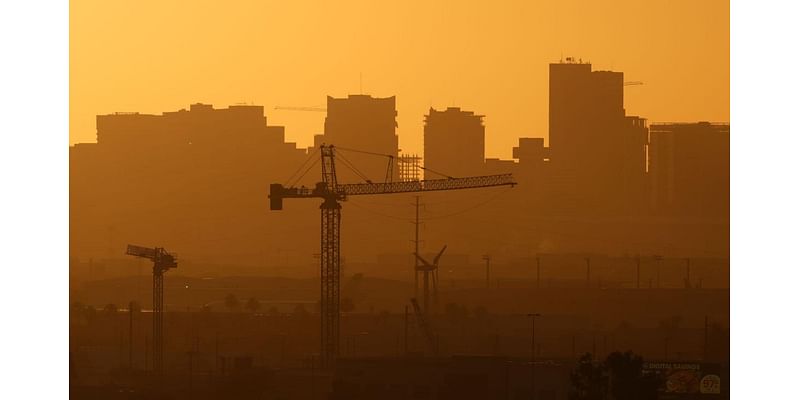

{"left": 570, "top": 353, "right": 607, "bottom": 400}
{"left": 245, "top": 297, "right": 261, "bottom": 313}
{"left": 569, "top": 351, "right": 658, "bottom": 400}
{"left": 225, "top": 294, "right": 240, "bottom": 312}
{"left": 605, "top": 351, "right": 659, "bottom": 400}
{"left": 707, "top": 321, "right": 729, "bottom": 361}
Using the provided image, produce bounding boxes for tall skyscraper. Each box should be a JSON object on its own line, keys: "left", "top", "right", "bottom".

{"left": 70, "top": 103, "right": 307, "bottom": 264}
{"left": 321, "top": 94, "right": 399, "bottom": 183}
{"left": 548, "top": 59, "right": 646, "bottom": 215}
{"left": 648, "top": 122, "right": 730, "bottom": 217}
{"left": 423, "top": 107, "right": 485, "bottom": 179}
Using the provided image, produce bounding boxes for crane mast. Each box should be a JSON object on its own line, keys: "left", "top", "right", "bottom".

{"left": 269, "top": 144, "right": 515, "bottom": 369}
{"left": 125, "top": 244, "right": 177, "bottom": 375}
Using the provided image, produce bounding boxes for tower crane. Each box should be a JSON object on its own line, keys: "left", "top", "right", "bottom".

{"left": 414, "top": 245, "right": 447, "bottom": 315}
{"left": 269, "top": 144, "right": 515, "bottom": 369}
{"left": 125, "top": 244, "right": 177, "bottom": 375}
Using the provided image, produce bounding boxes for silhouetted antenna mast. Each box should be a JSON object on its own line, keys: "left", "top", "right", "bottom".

{"left": 483, "top": 254, "right": 491, "bottom": 288}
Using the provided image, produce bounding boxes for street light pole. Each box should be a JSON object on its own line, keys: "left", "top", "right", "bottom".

{"left": 527, "top": 313, "right": 541, "bottom": 400}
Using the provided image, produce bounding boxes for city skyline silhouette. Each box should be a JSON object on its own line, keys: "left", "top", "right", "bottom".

{"left": 70, "top": 1, "right": 729, "bottom": 159}
{"left": 67, "top": 2, "right": 731, "bottom": 399}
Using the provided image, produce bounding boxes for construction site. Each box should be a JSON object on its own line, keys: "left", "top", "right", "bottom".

{"left": 69, "top": 61, "right": 730, "bottom": 400}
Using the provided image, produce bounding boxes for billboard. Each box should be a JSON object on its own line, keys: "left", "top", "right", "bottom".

{"left": 642, "top": 362, "right": 724, "bottom": 398}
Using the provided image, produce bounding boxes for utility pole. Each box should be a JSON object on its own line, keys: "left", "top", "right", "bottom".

{"left": 654, "top": 255, "right": 663, "bottom": 289}
{"left": 585, "top": 257, "right": 591, "bottom": 288}
{"left": 412, "top": 196, "right": 423, "bottom": 300}
{"left": 483, "top": 255, "right": 491, "bottom": 288}
{"left": 636, "top": 255, "right": 641, "bottom": 289}
{"left": 129, "top": 301, "right": 135, "bottom": 369}
{"left": 404, "top": 305, "right": 409, "bottom": 355}
{"left": 527, "top": 313, "right": 541, "bottom": 400}
{"left": 685, "top": 258, "right": 691, "bottom": 289}
{"left": 703, "top": 315, "right": 709, "bottom": 361}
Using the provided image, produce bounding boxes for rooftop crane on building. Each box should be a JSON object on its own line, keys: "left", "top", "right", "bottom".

{"left": 269, "top": 144, "right": 515, "bottom": 369}
{"left": 125, "top": 244, "right": 177, "bottom": 375}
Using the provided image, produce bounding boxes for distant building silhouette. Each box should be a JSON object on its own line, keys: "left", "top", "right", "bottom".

{"left": 70, "top": 103, "right": 307, "bottom": 264}
{"left": 96, "top": 103, "right": 293, "bottom": 150}
{"left": 423, "top": 107, "right": 486, "bottom": 179}
{"left": 648, "top": 122, "right": 730, "bottom": 217}
{"left": 512, "top": 137, "right": 548, "bottom": 179}
{"left": 68, "top": 62, "right": 731, "bottom": 267}
{"left": 317, "top": 94, "right": 399, "bottom": 183}
{"left": 484, "top": 158, "right": 517, "bottom": 176}
{"left": 548, "top": 60, "right": 647, "bottom": 215}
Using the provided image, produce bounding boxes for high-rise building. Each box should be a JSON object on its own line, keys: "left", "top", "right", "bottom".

{"left": 321, "top": 94, "right": 399, "bottom": 183}
{"left": 547, "top": 59, "right": 646, "bottom": 215}
{"left": 648, "top": 122, "right": 730, "bottom": 217}
{"left": 96, "top": 103, "right": 291, "bottom": 151}
{"left": 423, "top": 107, "right": 485, "bottom": 179}
{"left": 70, "top": 103, "right": 308, "bottom": 265}
{"left": 513, "top": 138, "right": 547, "bottom": 172}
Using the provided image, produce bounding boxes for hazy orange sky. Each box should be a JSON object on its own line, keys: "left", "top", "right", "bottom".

{"left": 70, "top": 0, "right": 729, "bottom": 159}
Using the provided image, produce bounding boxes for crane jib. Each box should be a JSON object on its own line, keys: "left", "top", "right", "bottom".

{"left": 269, "top": 174, "right": 515, "bottom": 210}
{"left": 340, "top": 174, "right": 515, "bottom": 196}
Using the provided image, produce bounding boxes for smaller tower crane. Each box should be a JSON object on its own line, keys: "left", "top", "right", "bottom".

{"left": 125, "top": 244, "right": 177, "bottom": 375}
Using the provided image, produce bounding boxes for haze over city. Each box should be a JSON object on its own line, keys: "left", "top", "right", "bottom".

{"left": 65, "top": 1, "right": 731, "bottom": 399}
{"left": 70, "top": 0, "right": 729, "bottom": 157}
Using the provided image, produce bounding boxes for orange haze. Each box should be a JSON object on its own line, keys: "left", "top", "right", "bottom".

{"left": 70, "top": 0, "right": 729, "bottom": 158}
